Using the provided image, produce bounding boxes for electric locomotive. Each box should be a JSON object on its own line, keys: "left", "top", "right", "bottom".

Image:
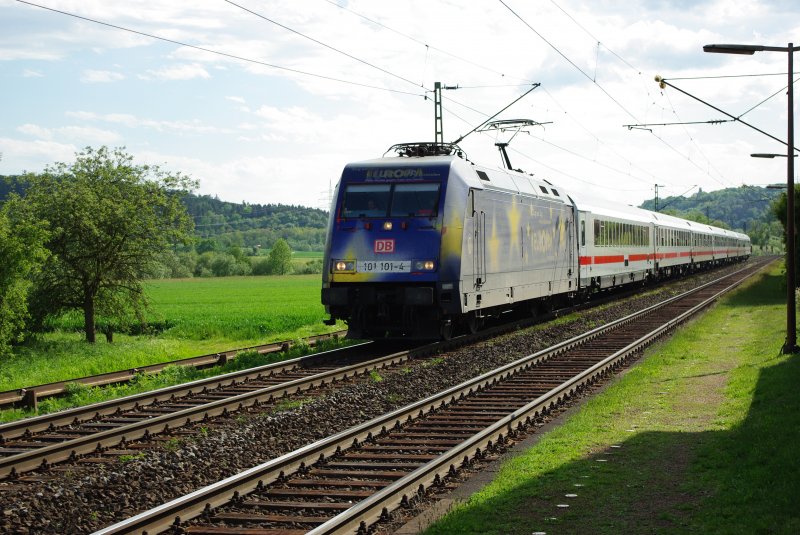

{"left": 322, "top": 143, "right": 577, "bottom": 338}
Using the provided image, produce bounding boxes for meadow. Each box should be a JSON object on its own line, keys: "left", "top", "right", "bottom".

{"left": 0, "top": 274, "right": 342, "bottom": 393}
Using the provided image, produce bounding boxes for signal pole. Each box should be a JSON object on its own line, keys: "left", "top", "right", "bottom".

{"left": 434, "top": 82, "right": 443, "bottom": 144}
{"left": 433, "top": 82, "right": 459, "bottom": 144}
{"left": 654, "top": 184, "right": 666, "bottom": 212}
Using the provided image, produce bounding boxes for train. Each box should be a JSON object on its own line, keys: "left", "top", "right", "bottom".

{"left": 321, "top": 142, "right": 751, "bottom": 339}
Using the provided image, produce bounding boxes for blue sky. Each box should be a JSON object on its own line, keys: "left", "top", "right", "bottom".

{"left": 1, "top": 0, "right": 799, "bottom": 209}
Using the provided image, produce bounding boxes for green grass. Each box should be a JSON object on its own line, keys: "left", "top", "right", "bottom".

{"left": 45, "top": 275, "right": 331, "bottom": 341}
{"left": 144, "top": 274, "right": 330, "bottom": 340}
{"left": 0, "top": 275, "right": 343, "bottom": 399}
{"left": 425, "top": 261, "right": 799, "bottom": 534}
{"left": 290, "top": 251, "right": 323, "bottom": 259}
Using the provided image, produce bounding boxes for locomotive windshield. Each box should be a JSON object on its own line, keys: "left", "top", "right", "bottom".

{"left": 341, "top": 184, "right": 391, "bottom": 218}
{"left": 390, "top": 183, "right": 440, "bottom": 217}
{"left": 341, "top": 182, "right": 440, "bottom": 218}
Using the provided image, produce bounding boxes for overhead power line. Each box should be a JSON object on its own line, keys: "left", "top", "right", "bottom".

{"left": 15, "top": 0, "right": 426, "bottom": 98}
{"left": 656, "top": 76, "right": 800, "bottom": 151}
{"left": 501, "top": 0, "right": 738, "bottom": 189}
{"left": 223, "top": 0, "right": 424, "bottom": 90}
{"left": 498, "top": 0, "right": 638, "bottom": 122}
{"left": 321, "top": 0, "right": 534, "bottom": 84}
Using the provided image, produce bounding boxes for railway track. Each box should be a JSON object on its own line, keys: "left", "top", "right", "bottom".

{"left": 93, "top": 257, "right": 772, "bottom": 535}
{"left": 0, "top": 341, "right": 418, "bottom": 482}
{"left": 0, "top": 330, "right": 348, "bottom": 410}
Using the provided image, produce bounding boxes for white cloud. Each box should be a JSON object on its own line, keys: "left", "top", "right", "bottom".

{"left": 226, "top": 96, "right": 246, "bottom": 104}
{"left": 22, "top": 69, "right": 44, "bottom": 78}
{"left": 142, "top": 63, "right": 210, "bottom": 80}
{"left": 65, "top": 111, "right": 225, "bottom": 134}
{"left": 17, "top": 123, "right": 121, "bottom": 144}
{"left": 0, "top": 137, "right": 77, "bottom": 172}
{"left": 17, "top": 124, "right": 53, "bottom": 140}
{"left": 81, "top": 70, "right": 125, "bottom": 83}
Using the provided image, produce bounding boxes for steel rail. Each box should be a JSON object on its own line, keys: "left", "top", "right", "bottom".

{"left": 0, "top": 340, "right": 368, "bottom": 443}
{"left": 0, "top": 343, "right": 414, "bottom": 479}
{"left": 91, "top": 259, "right": 768, "bottom": 535}
{"left": 0, "top": 330, "right": 348, "bottom": 409}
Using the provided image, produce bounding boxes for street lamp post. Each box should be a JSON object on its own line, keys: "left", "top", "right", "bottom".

{"left": 705, "top": 42, "right": 799, "bottom": 353}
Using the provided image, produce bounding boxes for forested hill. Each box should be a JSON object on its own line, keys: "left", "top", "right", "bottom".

{"left": 183, "top": 194, "right": 328, "bottom": 251}
{"left": 639, "top": 186, "right": 780, "bottom": 231}
{"left": 1, "top": 177, "right": 328, "bottom": 252}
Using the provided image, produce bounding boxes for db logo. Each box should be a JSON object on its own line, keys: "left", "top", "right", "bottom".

{"left": 374, "top": 239, "right": 395, "bottom": 253}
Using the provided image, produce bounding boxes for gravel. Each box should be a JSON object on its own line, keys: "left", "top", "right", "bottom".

{"left": 0, "top": 263, "right": 749, "bottom": 534}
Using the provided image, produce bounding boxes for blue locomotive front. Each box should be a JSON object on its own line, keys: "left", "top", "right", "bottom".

{"left": 322, "top": 155, "right": 467, "bottom": 338}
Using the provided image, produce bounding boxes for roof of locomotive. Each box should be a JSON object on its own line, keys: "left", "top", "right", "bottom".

{"left": 342, "top": 155, "right": 569, "bottom": 204}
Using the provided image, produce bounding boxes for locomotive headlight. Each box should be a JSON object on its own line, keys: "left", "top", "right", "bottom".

{"left": 334, "top": 260, "right": 355, "bottom": 272}
{"left": 383, "top": 221, "right": 393, "bottom": 231}
{"left": 413, "top": 260, "right": 436, "bottom": 271}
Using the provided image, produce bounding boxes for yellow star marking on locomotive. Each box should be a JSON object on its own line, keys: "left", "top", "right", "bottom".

{"left": 508, "top": 196, "right": 522, "bottom": 258}
{"left": 488, "top": 211, "right": 501, "bottom": 272}
{"left": 441, "top": 208, "right": 464, "bottom": 260}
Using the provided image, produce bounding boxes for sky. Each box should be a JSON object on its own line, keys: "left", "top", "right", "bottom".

{"left": 1, "top": 0, "right": 799, "bottom": 210}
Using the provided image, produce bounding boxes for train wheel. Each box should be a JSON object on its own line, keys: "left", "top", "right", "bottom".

{"left": 346, "top": 322, "right": 362, "bottom": 339}
{"left": 440, "top": 317, "right": 453, "bottom": 340}
{"left": 346, "top": 308, "right": 366, "bottom": 339}
{"left": 467, "top": 312, "right": 483, "bottom": 334}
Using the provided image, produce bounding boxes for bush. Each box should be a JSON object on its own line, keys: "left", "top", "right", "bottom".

{"left": 295, "top": 259, "right": 323, "bottom": 274}
{"left": 251, "top": 257, "right": 271, "bottom": 276}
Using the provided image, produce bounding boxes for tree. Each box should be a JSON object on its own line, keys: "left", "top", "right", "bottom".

{"left": 20, "top": 146, "right": 195, "bottom": 342}
{"left": 771, "top": 187, "right": 800, "bottom": 286}
{"left": 0, "top": 199, "right": 48, "bottom": 354}
{"left": 266, "top": 238, "right": 293, "bottom": 275}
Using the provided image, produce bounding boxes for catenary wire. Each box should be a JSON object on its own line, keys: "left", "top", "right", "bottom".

{"left": 504, "top": 0, "right": 742, "bottom": 189}
{"left": 321, "top": 0, "right": 535, "bottom": 84}
{"left": 223, "top": 0, "right": 425, "bottom": 90}
{"left": 15, "top": 0, "right": 426, "bottom": 98}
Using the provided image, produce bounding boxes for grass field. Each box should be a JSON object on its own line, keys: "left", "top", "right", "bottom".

{"left": 290, "top": 251, "right": 323, "bottom": 259}
{"left": 0, "top": 274, "right": 341, "bottom": 394}
{"left": 144, "top": 275, "right": 329, "bottom": 340}
{"left": 425, "top": 261, "right": 799, "bottom": 534}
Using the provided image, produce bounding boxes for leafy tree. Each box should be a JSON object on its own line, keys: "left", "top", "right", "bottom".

{"left": 771, "top": 187, "right": 800, "bottom": 286}
{"left": 195, "top": 238, "right": 217, "bottom": 254}
{"left": 266, "top": 239, "right": 293, "bottom": 275}
{"left": 20, "top": 146, "right": 195, "bottom": 342}
{"left": 0, "top": 199, "right": 48, "bottom": 354}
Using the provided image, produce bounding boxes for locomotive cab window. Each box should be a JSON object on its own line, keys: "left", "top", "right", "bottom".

{"left": 390, "top": 183, "right": 441, "bottom": 217}
{"left": 342, "top": 184, "right": 391, "bottom": 218}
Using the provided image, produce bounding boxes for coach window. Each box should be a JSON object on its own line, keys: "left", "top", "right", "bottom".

{"left": 390, "top": 183, "right": 440, "bottom": 217}
{"left": 342, "top": 184, "right": 391, "bottom": 218}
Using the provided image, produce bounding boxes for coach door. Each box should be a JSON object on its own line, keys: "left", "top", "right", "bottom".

{"left": 578, "top": 212, "right": 588, "bottom": 276}
{"left": 470, "top": 190, "right": 486, "bottom": 289}
{"left": 568, "top": 217, "right": 575, "bottom": 278}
